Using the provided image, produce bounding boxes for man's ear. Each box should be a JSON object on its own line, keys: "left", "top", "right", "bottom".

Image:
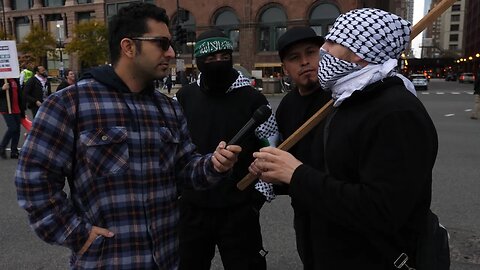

{"left": 120, "top": 38, "right": 136, "bottom": 59}
{"left": 282, "top": 64, "right": 289, "bottom": 76}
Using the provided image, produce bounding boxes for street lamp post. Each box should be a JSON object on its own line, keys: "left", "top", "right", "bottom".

{"left": 186, "top": 41, "right": 196, "bottom": 82}
{"left": 56, "top": 23, "right": 64, "bottom": 77}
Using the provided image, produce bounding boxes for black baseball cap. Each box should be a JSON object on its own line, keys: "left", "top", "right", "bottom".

{"left": 277, "top": 27, "right": 325, "bottom": 61}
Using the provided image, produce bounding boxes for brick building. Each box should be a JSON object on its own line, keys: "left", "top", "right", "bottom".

{"left": 1, "top": 0, "right": 403, "bottom": 78}
{"left": 464, "top": 0, "right": 480, "bottom": 73}
{"left": 160, "top": 0, "right": 358, "bottom": 77}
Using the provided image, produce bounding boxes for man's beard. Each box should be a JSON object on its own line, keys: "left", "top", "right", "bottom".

{"left": 302, "top": 78, "right": 320, "bottom": 91}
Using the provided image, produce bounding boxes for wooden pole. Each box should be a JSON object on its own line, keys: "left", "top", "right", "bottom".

{"left": 4, "top": 78, "right": 11, "bottom": 114}
{"left": 236, "top": 0, "right": 458, "bottom": 191}
{"left": 237, "top": 100, "right": 333, "bottom": 190}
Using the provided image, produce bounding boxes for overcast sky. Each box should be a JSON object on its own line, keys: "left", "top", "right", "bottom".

{"left": 411, "top": 0, "right": 425, "bottom": 57}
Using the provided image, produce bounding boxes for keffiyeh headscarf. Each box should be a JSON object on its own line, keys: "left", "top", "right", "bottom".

{"left": 325, "top": 8, "right": 411, "bottom": 64}
{"left": 319, "top": 8, "right": 416, "bottom": 106}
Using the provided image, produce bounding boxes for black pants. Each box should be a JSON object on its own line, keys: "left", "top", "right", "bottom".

{"left": 30, "top": 106, "right": 39, "bottom": 118}
{"left": 179, "top": 201, "right": 267, "bottom": 270}
{"left": 0, "top": 113, "right": 21, "bottom": 153}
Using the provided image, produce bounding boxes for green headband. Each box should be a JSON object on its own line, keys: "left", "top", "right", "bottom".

{"left": 194, "top": 37, "right": 233, "bottom": 57}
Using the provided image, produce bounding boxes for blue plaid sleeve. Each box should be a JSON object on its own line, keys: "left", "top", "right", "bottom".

{"left": 15, "top": 91, "right": 90, "bottom": 252}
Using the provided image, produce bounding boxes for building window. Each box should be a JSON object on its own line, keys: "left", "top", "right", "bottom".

{"left": 449, "top": 45, "right": 457, "bottom": 50}
{"left": 77, "top": 12, "right": 95, "bottom": 23}
{"left": 215, "top": 10, "right": 240, "bottom": 52}
{"left": 12, "top": 0, "right": 33, "bottom": 10}
{"left": 451, "top": 14, "right": 460, "bottom": 22}
{"left": 450, "top": 24, "right": 459, "bottom": 31}
{"left": 77, "top": 0, "right": 93, "bottom": 3}
{"left": 45, "top": 17, "right": 66, "bottom": 76}
{"left": 258, "top": 6, "right": 287, "bottom": 52}
{"left": 106, "top": 4, "right": 117, "bottom": 17}
{"left": 15, "top": 17, "right": 30, "bottom": 42}
{"left": 309, "top": 3, "right": 340, "bottom": 36}
{"left": 106, "top": 2, "right": 135, "bottom": 20}
{"left": 45, "top": 18, "right": 64, "bottom": 42}
{"left": 451, "top": 4, "right": 460, "bottom": 11}
{"left": 45, "top": 0, "right": 65, "bottom": 7}
{"left": 449, "top": 34, "right": 458, "bottom": 42}
{"left": 106, "top": 1, "right": 155, "bottom": 19}
{"left": 45, "top": 14, "right": 63, "bottom": 32}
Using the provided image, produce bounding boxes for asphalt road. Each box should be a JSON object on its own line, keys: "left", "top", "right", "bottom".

{"left": 0, "top": 79, "right": 479, "bottom": 269}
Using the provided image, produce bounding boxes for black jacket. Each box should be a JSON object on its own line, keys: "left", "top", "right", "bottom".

{"left": 275, "top": 87, "right": 332, "bottom": 269}
{"left": 175, "top": 82, "right": 268, "bottom": 208}
{"left": 56, "top": 79, "right": 71, "bottom": 92}
{"left": 23, "top": 76, "right": 51, "bottom": 109}
{"left": 290, "top": 77, "right": 438, "bottom": 269}
{"left": 0, "top": 78, "right": 25, "bottom": 115}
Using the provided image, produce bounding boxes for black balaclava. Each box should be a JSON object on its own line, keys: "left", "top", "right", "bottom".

{"left": 195, "top": 29, "right": 238, "bottom": 94}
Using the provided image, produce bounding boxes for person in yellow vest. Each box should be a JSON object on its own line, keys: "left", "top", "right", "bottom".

{"left": 19, "top": 64, "right": 34, "bottom": 89}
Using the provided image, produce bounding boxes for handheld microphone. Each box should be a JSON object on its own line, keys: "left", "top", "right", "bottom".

{"left": 228, "top": 105, "right": 272, "bottom": 145}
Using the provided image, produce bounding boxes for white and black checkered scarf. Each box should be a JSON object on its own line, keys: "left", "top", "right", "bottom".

{"left": 319, "top": 8, "right": 416, "bottom": 106}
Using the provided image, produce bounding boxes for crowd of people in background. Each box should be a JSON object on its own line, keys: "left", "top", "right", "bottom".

{"left": 0, "top": 64, "right": 77, "bottom": 159}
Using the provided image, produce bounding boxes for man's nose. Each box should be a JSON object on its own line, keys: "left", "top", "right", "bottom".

{"left": 165, "top": 45, "right": 176, "bottom": 57}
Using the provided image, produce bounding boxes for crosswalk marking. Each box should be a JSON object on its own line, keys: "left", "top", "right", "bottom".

{"left": 444, "top": 114, "right": 455, "bottom": 117}
{"left": 419, "top": 91, "right": 473, "bottom": 95}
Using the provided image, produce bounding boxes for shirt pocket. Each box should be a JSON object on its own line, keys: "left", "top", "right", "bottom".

{"left": 80, "top": 127, "right": 129, "bottom": 178}
{"left": 156, "top": 127, "right": 180, "bottom": 172}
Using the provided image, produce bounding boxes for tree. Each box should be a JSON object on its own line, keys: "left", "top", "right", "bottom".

{"left": 0, "top": 30, "right": 14, "bottom": 40}
{"left": 65, "top": 21, "right": 108, "bottom": 68}
{"left": 17, "top": 24, "right": 57, "bottom": 65}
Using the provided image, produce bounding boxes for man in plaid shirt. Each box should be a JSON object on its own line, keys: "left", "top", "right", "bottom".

{"left": 15, "top": 3, "right": 241, "bottom": 269}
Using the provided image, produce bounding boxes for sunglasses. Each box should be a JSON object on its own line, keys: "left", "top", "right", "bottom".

{"left": 131, "top": 36, "right": 173, "bottom": 51}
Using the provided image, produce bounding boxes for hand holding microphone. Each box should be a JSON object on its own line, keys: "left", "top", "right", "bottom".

{"left": 228, "top": 105, "right": 272, "bottom": 145}
{"left": 212, "top": 105, "right": 271, "bottom": 173}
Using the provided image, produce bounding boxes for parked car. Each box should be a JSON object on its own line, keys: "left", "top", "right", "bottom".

{"left": 445, "top": 73, "right": 457, "bottom": 81}
{"left": 458, "top": 72, "right": 475, "bottom": 83}
{"left": 410, "top": 73, "right": 429, "bottom": 90}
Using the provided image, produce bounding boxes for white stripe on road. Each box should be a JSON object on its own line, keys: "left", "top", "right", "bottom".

{"left": 444, "top": 114, "right": 455, "bottom": 117}
{"left": 465, "top": 109, "right": 472, "bottom": 112}
{"left": 420, "top": 91, "right": 473, "bottom": 95}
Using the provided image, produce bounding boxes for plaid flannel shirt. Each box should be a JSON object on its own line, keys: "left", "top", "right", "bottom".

{"left": 15, "top": 77, "right": 224, "bottom": 269}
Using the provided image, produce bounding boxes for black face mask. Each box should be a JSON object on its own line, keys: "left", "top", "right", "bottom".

{"left": 197, "top": 59, "right": 237, "bottom": 94}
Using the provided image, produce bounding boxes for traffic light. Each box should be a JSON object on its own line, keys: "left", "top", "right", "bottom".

{"left": 174, "top": 25, "right": 188, "bottom": 45}
{"left": 179, "top": 28, "right": 188, "bottom": 44}
{"left": 174, "top": 25, "right": 182, "bottom": 43}
{"left": 178, "top": 8, "right": 190, "bottom": 23}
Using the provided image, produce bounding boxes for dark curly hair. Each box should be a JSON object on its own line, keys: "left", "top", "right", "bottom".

{"left": 108, "top": 2, "right": 170, "bottom": 65}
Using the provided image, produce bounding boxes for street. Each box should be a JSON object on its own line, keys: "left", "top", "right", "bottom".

{"left": 0, "top": 79, "right": 479, "bottom": 269}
